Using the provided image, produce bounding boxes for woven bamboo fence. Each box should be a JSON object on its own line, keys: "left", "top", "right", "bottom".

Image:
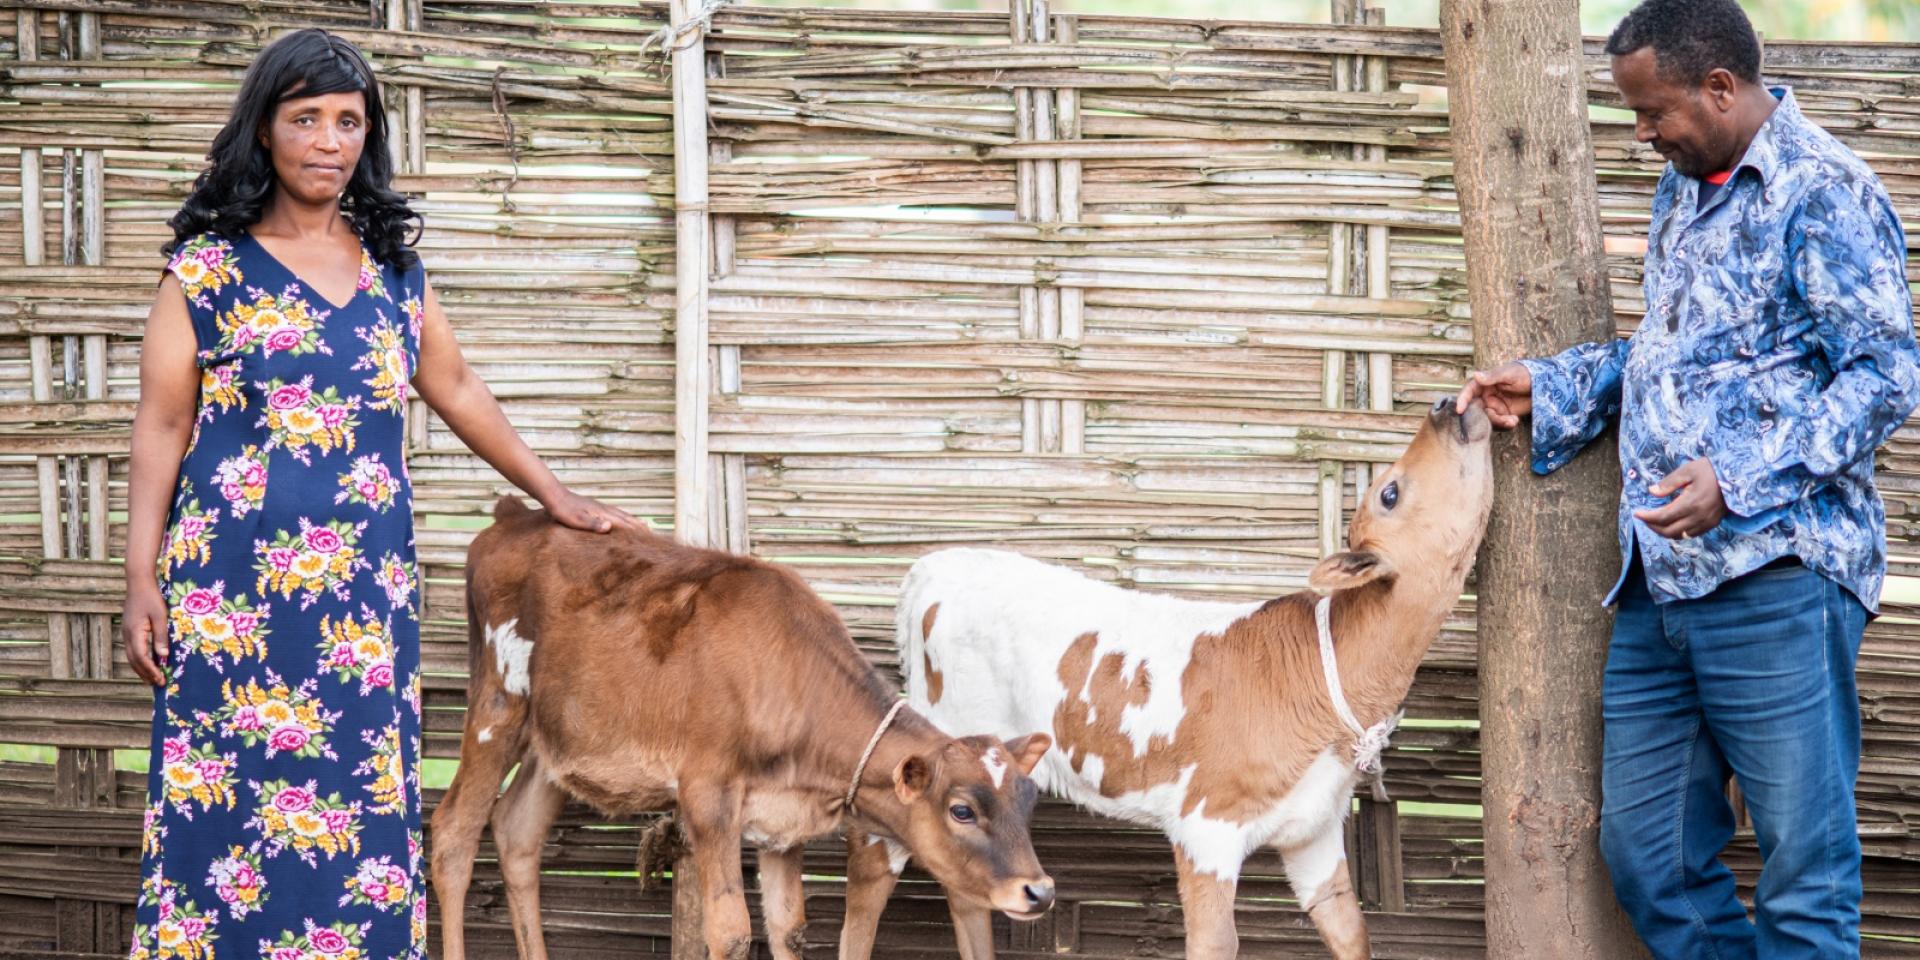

{"left": 0, "top": 1, "right": 1915, "bottom": 956}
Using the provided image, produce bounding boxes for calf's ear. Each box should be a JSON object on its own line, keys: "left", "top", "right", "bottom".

{"left": 1308, "top": 550, "right": 1395, "bottom": 593}
{"left": 893, "top": 754, "right": 933, "bottom": 804}
{"left": 1003, "top": 733, "right": 1051, "bottom": 776}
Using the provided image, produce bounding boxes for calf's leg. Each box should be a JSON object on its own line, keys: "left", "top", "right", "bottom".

{"left": 680, "top": 781, "right": 754, "bottom": 960}
{"left": 757, "top": 845, "right": 808, "bottom": 960}
{"left": 429, "top": 688, "right": 526, "bottom": 960}
{"left": 492, "top": 754, "right": 568, "bottom": 960}
{"left": 838, "top": 831, "right": 903, "bottom": 960}
{"left": 1175, "top": 847, "right": 1242, "bottom": 960}
{"left": 1279, "top": 827, "right": 1370, "bottom": 960}
{"left": 948, "top": 901, "right": 996, "bottom": 960}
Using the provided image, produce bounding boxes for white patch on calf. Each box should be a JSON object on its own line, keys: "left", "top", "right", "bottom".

{"left": 1279, "top": 823, "right": 1348, "bottom": 909}
{"left": 982, "top": 747, "right": 1008, "bottom": 789}
{"left": 898, "top": 548, "right": 1258, "bottom": 763}
{"left": 476, "top": 726, "right": 493, "bottom": 744}
{"left": 866, "top": 833, "right": 912, "bottom": 875}
{"left": 486, "top": 618, "right": 534, "bottom": 696}
{"left": 1173, "top": 749, "right": 1357, "bottom": 882}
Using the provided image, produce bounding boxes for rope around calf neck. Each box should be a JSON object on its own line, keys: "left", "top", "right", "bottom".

{"left": 845, "top": 698, "right": 909, "bottom": 816}
{"left": 1314, "top": 594, "right": 1401, "bottom": 801}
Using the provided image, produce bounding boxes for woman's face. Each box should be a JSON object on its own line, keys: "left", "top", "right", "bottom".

{"left": 259, "top": 88, "right": 369, "bottom": 206}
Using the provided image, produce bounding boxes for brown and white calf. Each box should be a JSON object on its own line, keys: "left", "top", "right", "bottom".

{"left": 888, "top": 399, "right": 1493, "bottom": 959}
{"left": 432, "top": 497, "right": 1056, "bottom": 960}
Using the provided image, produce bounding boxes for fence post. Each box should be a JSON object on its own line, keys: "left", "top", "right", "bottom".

{"left": 1439, "top": 0, "right": 1645, "bottom": 956}
{"left": 668, "top": 2, "right": 715, "bottom": 953}
{"left": 671, "top": 0, "right": 714, "bottom": 551}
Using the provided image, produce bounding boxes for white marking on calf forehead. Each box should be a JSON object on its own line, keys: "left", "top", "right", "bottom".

{"left": 486, "top": 618, "right": 534, "bottom": 696}
{"left": 982, "top": 747, "right": 1008, "bottom": 789}
{"left": 476, "top": 726, "right": 492, "bottom": 744}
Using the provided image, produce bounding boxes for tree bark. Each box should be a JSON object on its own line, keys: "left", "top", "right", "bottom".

{"left": 1439, "top": 1, "right": 1647, "bottom": 957}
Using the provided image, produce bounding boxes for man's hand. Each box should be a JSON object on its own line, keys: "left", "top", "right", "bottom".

{"left": 1633, "top": 458, "right": 1728, "bottom": 540}
{"left": 1454, "top": 362, "right": 1532, "bottom": 429}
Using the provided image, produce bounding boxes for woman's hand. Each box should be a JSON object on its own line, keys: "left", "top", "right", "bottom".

{"left": 124, "top": 580, "right": 171, "bottom": 687}
{"left": 540, "top": 487, "right": 646, "bottom": 534}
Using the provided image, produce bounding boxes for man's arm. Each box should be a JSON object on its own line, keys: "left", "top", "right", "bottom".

{"left": 1710, "top": 178, "right": 1920, "bottom": 524}
{"left": 1517, "top": 338, "right": 1632, "bottom": 475}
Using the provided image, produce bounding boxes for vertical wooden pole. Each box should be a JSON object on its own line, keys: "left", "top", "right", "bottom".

{"left": 1440, "top": 0, "right": 1644, "bottom": 956}
{"left": 668, "top": 3, "right": 715, "bottom": 954}
{"left": 670, "top": 0, "right": 714, "bottom": 550}
{"left": 708, "top": 48, "right": 748, "bottom": 556}
{"left": 1054, "top": 14, "right": 1085, "bottom": 455}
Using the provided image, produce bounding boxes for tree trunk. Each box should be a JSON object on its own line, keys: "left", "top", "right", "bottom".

{"left": 1438, "top": 1, "right": 1647, "bottom": 957}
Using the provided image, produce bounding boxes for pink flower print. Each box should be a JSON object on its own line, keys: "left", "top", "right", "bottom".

{"left": 177, "top": 516, "right": 207, "bottom": 540}
{"left": 180, "top": 586, "right": 221, "bottom": 617}
{"left": 309, "top": 927, "right": 349, "bottom": 955}
{"left": 162, "top": 734, "right": 190, "bottom": 765}
{"left": 363, "top": 881, "right": 389, "bottom": 902}
{"left": 272, "top": 784, "right": 315, "bottom": 814}
{"left": 179, "top": 916, "right": 207, "bottom": 940}
{"left": 220, "top": 481, "right": 245, "bottom": 502}
{"left": 231, "top": 326, "right": 258, "bottom": 350}
{"left": 230, "top": 705, "right": 262, "bottom": 731}
{"left": 193, "top": 758, "right": 228, "bottom": 782}
{"left": 267, "top": 724, "right": 311, "bottom": 754}
{"left": 303, "top": 526, "right": 344, "bottom": 555}
{"left": 365, "top": 662, "right": 394, "bottom": 689}
{"left": 317, "top": 403, "right": 351, "bottom": 430}
{"left": 266, "top": 547, "right": 299, "bottom": 572}
{"left": 268, "top": 382, "right": 311, "bottom": 411}
{"left": 228, "top": 610, "right": 260, "bottom": 638}
{"left": 197, "top": 245, "right": 226, "bottom": 269}
{"left": 321, "top": 808, "right": 353, "bottom": 833}
{"left": 328, "top": 641, "right": 356, "bottom": 667}
{"left": 271, "top": 948, "right": 305, "bottom": 960}
{"left": 264, "top": 328, "right": 304, "bottom": 354}
{"left": 384, "top": 863, "right": 408, "bottom": 886}
{"left": 242, "top": 460, "right": 268, "bottom": 487}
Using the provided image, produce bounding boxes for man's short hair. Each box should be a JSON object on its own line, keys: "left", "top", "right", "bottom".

{"left": 1605, "top": 0, "right": 1763, "bottom": 87}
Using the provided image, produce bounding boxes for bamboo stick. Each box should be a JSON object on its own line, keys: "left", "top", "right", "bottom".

{"left": 669, "top": 1, "right": 712, "bottom": 547}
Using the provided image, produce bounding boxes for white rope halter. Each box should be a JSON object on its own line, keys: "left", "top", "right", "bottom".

{"left": 1314, "top": 594, "right": 1400, "bottom": 802}
{"left": 844, "top": 699, "right": 908, "bottom": 816}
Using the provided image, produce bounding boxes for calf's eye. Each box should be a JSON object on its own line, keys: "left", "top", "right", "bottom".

{"left": 1380, "top": 481, "right": 1400, "bottom": 510}
{"left": 949, "top": 804, "right": 976, "bottom": 824}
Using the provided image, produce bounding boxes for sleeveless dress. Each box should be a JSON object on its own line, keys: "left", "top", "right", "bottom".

{"left": 130, "top": 230, "right": 426, "bottom": 960}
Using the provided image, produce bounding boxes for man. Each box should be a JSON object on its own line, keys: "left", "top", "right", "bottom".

{"left": 1455, "top": 1, "right": 1918, "bottom": 957}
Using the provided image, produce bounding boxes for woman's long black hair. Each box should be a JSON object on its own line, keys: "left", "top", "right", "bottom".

{"left": 165, "top": 29, "right": 420, "bottom": 270}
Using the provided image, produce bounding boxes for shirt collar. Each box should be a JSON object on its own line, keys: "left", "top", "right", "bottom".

{"left": 1727, "top": 86, "right": 1799, "bottom": 187}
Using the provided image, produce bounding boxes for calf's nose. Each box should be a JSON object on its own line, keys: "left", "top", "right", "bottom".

{"left": 1023, "top": 880, "right": 1055, "bottom": 913}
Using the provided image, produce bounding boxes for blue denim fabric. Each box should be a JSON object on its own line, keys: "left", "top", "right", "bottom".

{"left": 1600, "top": 557, "right": 1865, "bottom": 959}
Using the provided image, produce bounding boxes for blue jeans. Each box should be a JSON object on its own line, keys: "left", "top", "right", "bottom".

{"left": 1600, "top": 557, "right": 1865, "bottom": 959}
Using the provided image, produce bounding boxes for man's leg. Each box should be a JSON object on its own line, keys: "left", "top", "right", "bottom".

{"left": 1600, "top": 564, "right": 1756, "bottom": 959}
{"left": 1683, "top": 565, "right": 1864, "bottom": 959}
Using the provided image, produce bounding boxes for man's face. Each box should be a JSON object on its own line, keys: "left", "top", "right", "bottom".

{"left": 1612, "top": 47, "right": 1740, "bottom": 179}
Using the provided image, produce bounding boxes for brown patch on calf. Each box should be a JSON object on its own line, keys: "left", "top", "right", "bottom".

{"left": 920, "top": 603, "right": 944, "bottom": 704}
{"left": 1048, "top": 603, "right": 1382, "bottom": 823}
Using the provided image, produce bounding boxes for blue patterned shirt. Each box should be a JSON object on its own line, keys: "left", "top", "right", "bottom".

{"left": 1521, "top": 88, "right": 1919, "bottom": 611}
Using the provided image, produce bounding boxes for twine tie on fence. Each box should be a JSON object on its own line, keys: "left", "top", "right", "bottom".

{"left": 844, "top": 698, "right": 908, "bottom": 816}
{"left": 1315, "top": 594, "right": 1400, "bottom": 802}
{"left": 640, "top": 0, "right": 733, "bottom": 72}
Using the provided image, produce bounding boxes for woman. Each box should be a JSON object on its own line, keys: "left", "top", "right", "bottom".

{"left": 122, "top": 29, "right": 636, "bottom": 959}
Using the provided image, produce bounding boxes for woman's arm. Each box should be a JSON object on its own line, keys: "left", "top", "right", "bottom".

{"left": 124, "top": 275, "right": 201, "bottom": 686}
{"left": 410, "top": 279, "right": 641, "bottom": 533}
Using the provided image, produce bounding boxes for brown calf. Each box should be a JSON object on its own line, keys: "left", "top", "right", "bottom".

{"left": 432, "top": 497, "right": 1055, "bottom": 960}
{"left": 892, "top": 399, "right": 1495, "bottom": 959}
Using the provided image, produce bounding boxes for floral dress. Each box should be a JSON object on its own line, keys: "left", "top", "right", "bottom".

{"left": 131, "top": 231, "right": 427, "bottom": 960}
